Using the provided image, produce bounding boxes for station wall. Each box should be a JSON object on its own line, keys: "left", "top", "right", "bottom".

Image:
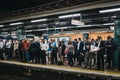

{"left": 49, "top": 32, "right": 114, "bottom": 41}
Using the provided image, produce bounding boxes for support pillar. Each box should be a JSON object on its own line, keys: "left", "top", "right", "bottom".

{"left": 17, "top": 25, "right": 26, "bottom": 40}
{"left": 114, "top": 12, "right": 120, "bottom": 69}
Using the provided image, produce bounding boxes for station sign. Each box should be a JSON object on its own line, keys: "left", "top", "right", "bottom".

{"left": 71, "top": 20, "right": 84, "bottom": 26}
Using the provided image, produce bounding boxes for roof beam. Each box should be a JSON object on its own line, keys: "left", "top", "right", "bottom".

{"left": 0, "top": 0, "right": 120, "bottom": 24}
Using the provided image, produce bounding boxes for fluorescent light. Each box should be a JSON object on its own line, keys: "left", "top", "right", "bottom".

{"left": 33, "top": 29, "right": 47, "bottom": 31}
{"left": 2, "top": 32, "right": 8, "bottom": 34}
{"left": 99, "top": 8, "right": 120, "bottom": 13}
{"left": 26, "top": 30, "right": 33, "bottom": 32}
{"left": 11, "top": 34, "right": 16, "bottom": 36}
{"left": 11, "top": 31, "right": 17, "bottom": 33}
{"left": 27, "top": 34, "right": 34, "bottom": 36}
{"left": 77, "top": 25, "right": 92, "bottom": 27}
{"left": 31, "top": 19, "right": 47, "bottom": 23}
{"left": 103, "top": 23, "right": 114, "bottom": 26}
{"left": 55, "top": 27, "right": 68, "bottom": 29}
{"left": 10, "top": 22, "right": 23, "bottom": 25}
{"left": 110, "top": 26, "right": 114, "bottom": 30}
{"left": 59, "top": 13, "right": 81, "bottom": 19}
{"left": 11, "top": 35, "right": 17, "bottom": 38}
{"left": 0, "top": 25, "right": 4, "bottom": 27}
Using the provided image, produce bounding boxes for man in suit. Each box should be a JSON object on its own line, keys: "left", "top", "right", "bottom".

{"left": 84, "top": 38, "right": 91, "bottom": 68}
{"left": 73, "top": 39, "right": 78, "bottom": 65}
{"left": 77, "top": 38, "right": 84, "bottom": 65}
{"left": 33, "top": 39, "right": 41, "bottom": 63}
{"left": 96, "top": 36, "right": 105, "bottom": 70}
{"left": 105, "top": 36, "right": 115, "bottom": 69}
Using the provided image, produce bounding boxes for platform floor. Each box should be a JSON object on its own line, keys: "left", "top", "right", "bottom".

{"left": 0, "top": 60, "right": 120, "bottom": 79}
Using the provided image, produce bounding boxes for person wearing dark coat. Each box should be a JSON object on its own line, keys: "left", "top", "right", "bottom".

{"left": 105, "top": 36, "right": 115, "bottom": 69}
{"left": 28, "top": 40, "right": 35, "bottom": 63}
{"left": 77, "top": 38, "right": 84, "bottom": 65}
{"left": 84, "top": 38, "right": 91, "bottom": 68}
{"left": 96, "top": 36, "right": 105, "bottom": 70}
{"left": 18, "top": 40, "right": 23, "bottom": 62}
{"left": 61, "top": 41, "right": 66, "bottom": 62}
{"left": 34, "top": 40, "right": 41, "bottom": 63}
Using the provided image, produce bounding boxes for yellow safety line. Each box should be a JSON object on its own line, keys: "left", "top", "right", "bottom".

{"left": 0, "top": 60, "right": 120, "bottom": 78}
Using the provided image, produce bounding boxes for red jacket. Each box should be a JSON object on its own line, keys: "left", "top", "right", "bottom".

{"left": 22, "top": 40, "right": 29, "bottom": 50}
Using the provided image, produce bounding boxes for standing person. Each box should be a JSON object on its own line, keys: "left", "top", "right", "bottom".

{"left": 89, "top": 39, "right": 97, "bottom": 68}
{"left": 73, "top": 39, "right": 78, "bottom": 65}
{"left": 5, "top": 40, "right": 12, "bottom": 60}
{"left": 58, "top": 41, "right": 62, "bottom": 61}
{"left": 67, "top": 41, "right": 74, "bottom": 66}
{"left": 22, "top": 39, "right": 30, "bottom": 62}
{"left": 47, "top": 39, "right": 52, "bottom": 64}
{"left": 84, "top": 38, "right": 91, "bottom": 68}
{"left": 18, "top": 40, "right": 23, "bottom": 62}
{"left": 0, "top": 40, "right": 4, "bottom": 60}
{"left": 57, "top": 41, "right": 64, "bottom": 65}
{"left": 105, "top": 36, "right": 115, "bottom": 69}
{"left": 77, "top": 38, "right": 84, "bottom": 65}
{"left": 61, "top": 41, "right": 66, "bottom": 63}
{"left": 13, "top": 40, "right": 19, "bottom": 61}
{"left": 96, "top": 36, "right": 105, "bottom": 70}
{"left": 51, "top": 39, "right": 58, "bottom": 64}
{"left": 28, "top": 40, "right": 35, "bottom": 63}
{"left": 82, "top": 38, "right": 87, "bottom": 61}
{"left": 33, "top": 39, "right": 41, "bottom": 63}
{"left": 82, "top": 38, "right": 89, "bottom": 67}
{"left": 40, "top": 39, "right": 48, "bottom": 64}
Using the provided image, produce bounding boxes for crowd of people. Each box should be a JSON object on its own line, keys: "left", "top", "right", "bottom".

{"left": 0, "top": 35, "right": 118, "bottom": 71}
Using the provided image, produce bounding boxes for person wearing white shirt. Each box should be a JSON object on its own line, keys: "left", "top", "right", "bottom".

{"left": 40, "top": 39, "right": 48, "bottom": 64}
{"left": 0, "top": 40, "right": 4, "bottom": 60}
{"left": 5, "top": 40, "right": 12, "bottom": 60}
{"left": 13, "top": 40, "right": 19, "bottom": 61}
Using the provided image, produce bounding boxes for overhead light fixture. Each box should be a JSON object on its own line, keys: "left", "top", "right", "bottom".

{"left": 31, "top": 19, "right": 47, "bottom": 23}
{"left": 99, "top": 8, "right": 120, "bottom": 13}
{"left": 2, "top": 32, "right": 8, "bottom": 34}
{"left": 0, "top": 25, "right": 4, "bottom": 27}
{"left": 110, "top": 26, "right": 114, "bottom": 30}
{"left": 76, "top": 25, "right": 92, "bottom": 27}
{"left": 103, "top": 23, "right": 114, "bottom": 26}
{"left": 27, "top": 34, "right": 34, "bottom": 36}
{"left": 10, "top": 22, "right": 23, "bottom": 25}
{"left": 55, "top": 27, "right": 68, "bottom": 29}
{"left": 59, "top": 13, "right": 81, "bottom": 19}
{"left": 11, "top": 34, "right": 16, "bottom": 36}
{"left": 26, "top": 30, "right": 33, "bottom": 32}
{"left": 33, "top": 29, "right": 47, "bottom": 31}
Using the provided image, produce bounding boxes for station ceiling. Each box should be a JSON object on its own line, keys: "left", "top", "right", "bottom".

{"left": 0, "top": 0, "right": 57, "bottom": 13}
{"left": 0, "top": 0, "right": 119, "bottom": 36}
{"left": 0, "top": 0, "right": 110, "bottom": 14}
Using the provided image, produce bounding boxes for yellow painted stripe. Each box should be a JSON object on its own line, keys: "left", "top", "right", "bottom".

{"left": 0, "top": 60, "right": 120, "bottom": 78}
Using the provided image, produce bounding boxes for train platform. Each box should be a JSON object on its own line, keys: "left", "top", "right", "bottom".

{"left": 0, "top": 60, "right": 120, "bottom": 80}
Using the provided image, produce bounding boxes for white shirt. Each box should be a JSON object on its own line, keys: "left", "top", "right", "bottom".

{"left": 14, "top": 43, "right": 19, "bottom": 50}
{"left": 6, "top": 41, "right": 11, "bottom": 48}
{"left": 77, "top": 41, "right": 81, "bottom": 50}
{"left": 98, "top": 40, "right": 101, "bottom": 48}
{"left": 0, "top": 42, "right": 4, "bottom": 49}
{"left": 41, "top": 43, "right": 48, "bottom": 51}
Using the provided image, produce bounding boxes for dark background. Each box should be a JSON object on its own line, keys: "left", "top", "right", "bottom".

{"left": 0, "top": 0, "right": 57, "bottom": 13}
